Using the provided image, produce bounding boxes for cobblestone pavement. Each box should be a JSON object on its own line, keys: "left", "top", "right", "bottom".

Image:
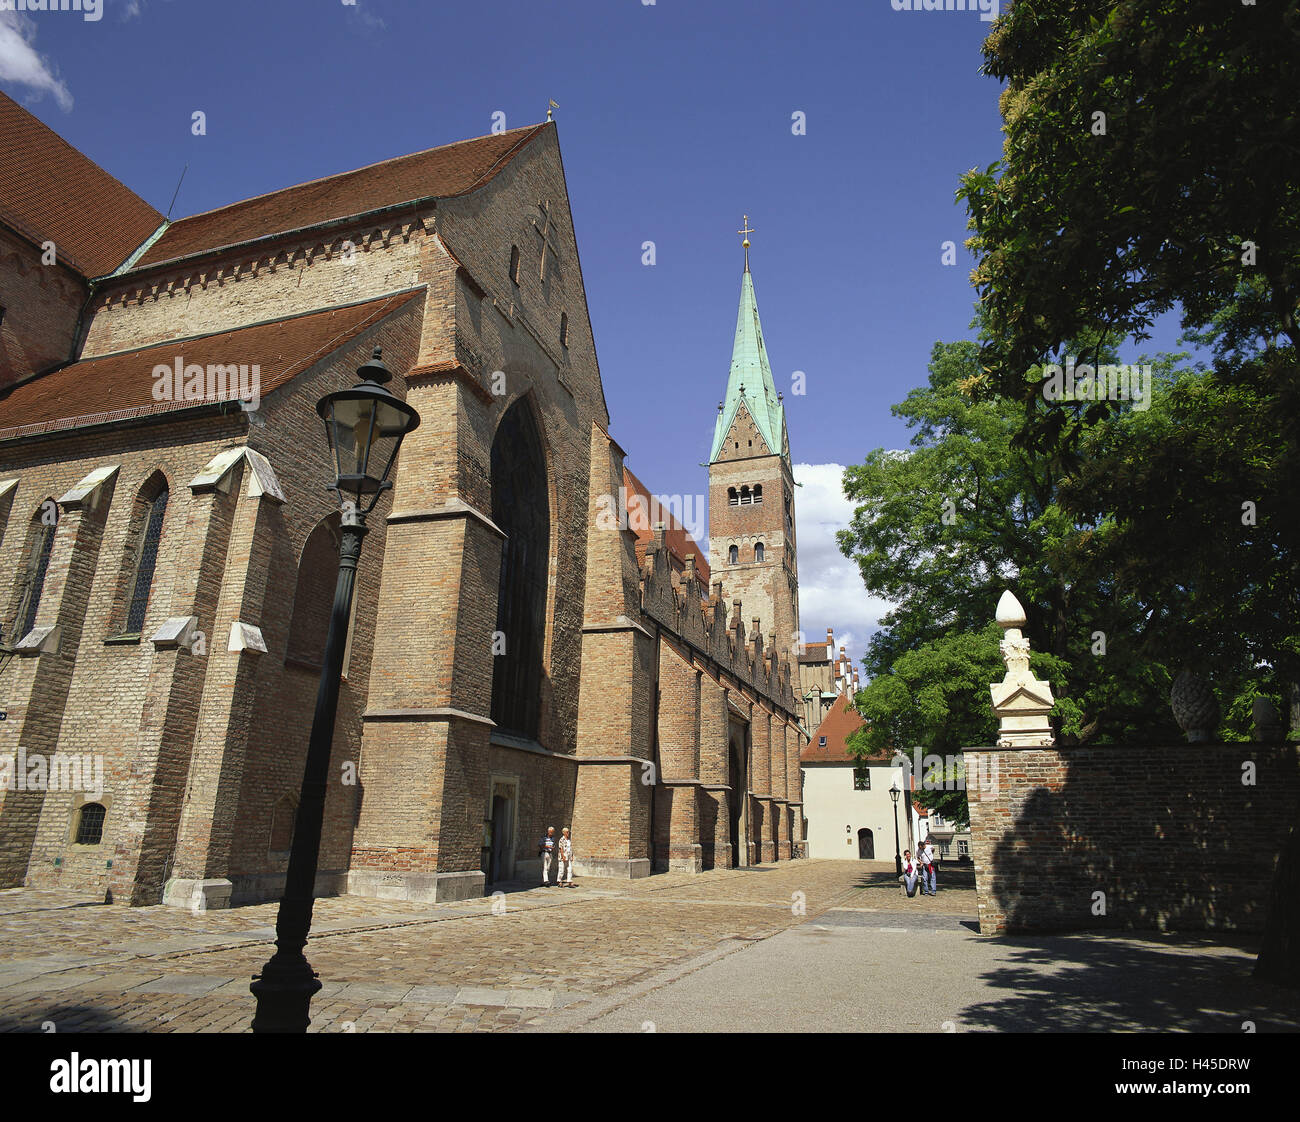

{"left": 0, "top": 860, "right": 937, "bottom": 1033}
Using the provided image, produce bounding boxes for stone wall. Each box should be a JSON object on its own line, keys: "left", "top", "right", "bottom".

{"left": 962, "top": 741, "right": 1300, "bottom": 935}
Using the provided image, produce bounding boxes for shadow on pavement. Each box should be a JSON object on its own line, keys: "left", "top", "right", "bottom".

{"left": 0, "top": 1002, "right": 135, "bottom": 1034}
{"left": 956, "top": 931, "right": 1300, "bottom": 1032}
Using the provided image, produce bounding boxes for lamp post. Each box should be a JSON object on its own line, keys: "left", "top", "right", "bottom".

{"left": 889, "top": 782, "right": 902, "bottom": 877}
{"left": 250, "top": 347, "right": 419, "bottom": 1033}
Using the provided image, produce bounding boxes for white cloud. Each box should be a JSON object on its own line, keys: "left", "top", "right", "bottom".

{"left": 0, "top": 11, "right": 73, "bottom": 111}
{"left": 793, "top": 461, "right": 892, "bottom": 673}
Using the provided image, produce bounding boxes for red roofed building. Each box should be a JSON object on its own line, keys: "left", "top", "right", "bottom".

{"left": 799, "top": 692, "right": 917, "bottom": 862}
{"left": 0, "top": 93, "right": 808, "bottom": 910}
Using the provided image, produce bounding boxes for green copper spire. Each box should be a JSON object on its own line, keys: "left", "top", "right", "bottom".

{"left": 710, "top": 242, "right": 787, "bottom": 464}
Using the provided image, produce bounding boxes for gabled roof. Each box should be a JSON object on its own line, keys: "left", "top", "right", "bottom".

{"left": 800, "top": 691, "right": 875, "bottom": 763}
{"left": 0, "top": 290, "right": 422, "bottom": 442}
{"left": 0, "top": 92, "right": 164, "bottom": 278}
{"left": 709, "top": 265, "right": 787, "bottom": 464}
{"left": 624, "top": 465, "right": 710, "bottom": 585}
{"left": 134, "top": 123, "right": 550, "bottom": 269}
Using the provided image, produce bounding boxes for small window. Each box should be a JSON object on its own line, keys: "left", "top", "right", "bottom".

{"left": 727, "top": 487, "right": 738, "bottom": 506}
{"left": 509, "top": 245, "right": 521, "bottom": 286}
{"left": 958, "top": 840, "right": 969, "bottom": 856}
{"left": 75, "top": 803, "right": 106, "bottom": 845}
{"left": 739, "top": 485, "right": 751, "bottom": 505}
{"left": 853, "top": 767, "right": 870, "bottom": 791}
{"left": 753, "top": 484, "right": 763, "bottom": 504}
{"left": 754, "top": 542, "right": 764, "bottom": 562}
{"left": 727, "top": 544, "right": 738, "bottom": 565}
{"left": 559, "top": 312, "right": 569, "bottom": 348}
{"left": 818, "top": 735, "right": 827, "bottom": 747}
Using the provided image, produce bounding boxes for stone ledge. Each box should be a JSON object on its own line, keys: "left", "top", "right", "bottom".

{"left": 162, "top": 878, "right": 233, "bottom": 912}
{"left": 386, "top": 499, "right": 504, "bottom": 538}
{"left": 363, "top": 706, "right": 494, "bottom": 726}
{"left": 573, "top": 857, "right": 651, "bottom": 880}
{"left": 347, "top": 869, "right": 484, "bottom": 904}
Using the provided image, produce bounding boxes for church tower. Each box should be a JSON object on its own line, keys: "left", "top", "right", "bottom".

{"left": 708, "top": 220, "right": 801, "bottom": 661}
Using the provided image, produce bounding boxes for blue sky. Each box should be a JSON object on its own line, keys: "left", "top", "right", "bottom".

{"left": 0, "top": 0, "right": 1185, "bottom": 667}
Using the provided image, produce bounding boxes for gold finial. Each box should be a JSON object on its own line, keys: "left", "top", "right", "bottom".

{"left": 547, "top": 99, "right": 559, "bottom": 122}
{"left": 738, "top": 214, "right": 754, "bottom": 271}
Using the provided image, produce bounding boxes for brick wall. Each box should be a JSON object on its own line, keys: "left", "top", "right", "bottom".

{"left": 962, "top": 741, "right": 1300, "bottom": 935}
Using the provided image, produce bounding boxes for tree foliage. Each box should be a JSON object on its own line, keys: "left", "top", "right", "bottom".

{"left": 957, "top": 0, "right": 1300, "bottom": 446}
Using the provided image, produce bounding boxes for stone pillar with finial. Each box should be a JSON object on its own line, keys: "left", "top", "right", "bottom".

{"left": 989, "top": 590, "right": 1055, "bottom": 748}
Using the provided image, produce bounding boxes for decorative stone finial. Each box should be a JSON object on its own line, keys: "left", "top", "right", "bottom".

{"left": 995, "top": 589, "right": 1027, "bottom": 628}
{"left": 1170, "top": 670, "right": 1219, "bottom": 743}
{"left": 989, "top": 590, "right": 1055, "bottom": 748}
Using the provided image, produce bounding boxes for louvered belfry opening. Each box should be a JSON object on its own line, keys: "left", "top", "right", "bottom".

{"left": 490, "top": 398, "right": 550, "bottom": 741}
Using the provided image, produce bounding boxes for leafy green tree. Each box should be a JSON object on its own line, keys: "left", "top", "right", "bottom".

{"left": 838, "top": 341, "right": 1282, "bottom": 830}
{"left": 957, "top": 0, "right": 1300, "bottom": 443}
{"left": 838, "top": 336, "right": 1182, "bottom": 753}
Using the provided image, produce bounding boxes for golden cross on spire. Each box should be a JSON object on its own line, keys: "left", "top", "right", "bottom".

{"left": 738, "top": 214, "right": 754, "bottom": 271}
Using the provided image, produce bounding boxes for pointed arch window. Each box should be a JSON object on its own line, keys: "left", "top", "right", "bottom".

{"left": 728, "top": 544, "right": 738, "bottom": 565}
{"left": 559, "top": 312, "right": 569, "bottom": 348}
{"left": 123, "top": 478, "right": 169, "bottom": 636}
{"left": 11, "top": 503, "right": 57, "bottom": 642}
{"left": 509, "top": 245, "right": 521, "bottom": 286}
{"left": 491, "top": 398, "right": 550, "bottom": 740}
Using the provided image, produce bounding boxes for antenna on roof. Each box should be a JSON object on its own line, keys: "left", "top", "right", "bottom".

{"left": 166, "top": 162, "right": 189, "bottom": 220}
{"left": 547, "top": 99, "right": 559, "bottom": 122}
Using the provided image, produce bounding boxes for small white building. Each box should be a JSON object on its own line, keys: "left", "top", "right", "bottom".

{"left": 800, "top": 693, "right": 915, "bottom": 862}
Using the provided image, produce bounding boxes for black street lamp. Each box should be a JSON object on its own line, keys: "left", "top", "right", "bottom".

{"left": 889, "top": 781, "right": 902, "bottom": 877}
{"left": 250, "top": 348, "right": 419, "bottom": 1033}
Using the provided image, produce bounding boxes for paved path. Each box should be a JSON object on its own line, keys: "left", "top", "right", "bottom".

{"left": 0, "top": 861, "right": 1292, "bottom": 1032}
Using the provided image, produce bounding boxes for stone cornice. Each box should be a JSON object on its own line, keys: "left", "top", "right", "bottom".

{"left": 386, "top": 499, "right": 504, "bottom": 539}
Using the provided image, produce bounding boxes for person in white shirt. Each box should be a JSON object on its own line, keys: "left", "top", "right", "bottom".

{"left": 557, "top": 826, "right": 575, "bottom": 887}
{"left": 921, "top": 840, "right": 937, "bottom": 896}
{"left": 901, "top": 849, "right": 920, "bottom": 898}
{"left": 538, "top": 826, "right": 557, "bottom": 886}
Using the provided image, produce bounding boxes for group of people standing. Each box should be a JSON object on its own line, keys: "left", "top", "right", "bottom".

{"left": 901, "top": 840, "right": 938, "bottom": 897}
{"left": 539, "top": 825, "right": 576, "bottom": 887}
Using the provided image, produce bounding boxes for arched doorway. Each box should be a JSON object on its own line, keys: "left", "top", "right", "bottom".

{"left": 490, "top": 398, "right": 550, "bottom": 740}
{"left": 857, "top": 827, "right": 874, "bottom": 860}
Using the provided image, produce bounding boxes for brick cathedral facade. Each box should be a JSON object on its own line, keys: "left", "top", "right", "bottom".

{"left": 0, "top": 94, "right": 806, "bottom": 908}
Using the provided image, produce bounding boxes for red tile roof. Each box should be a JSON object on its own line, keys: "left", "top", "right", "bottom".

{"left": 623, "top": 465, "right": 710, "bottom": 586}
{"left": 135, "top": 124, "right": 550, "bottom": 268}
{"left": 801, "top": 692, "right": 876, "bottom": 763}
{"left": 0, "top": 290, "right": 422, "bottom": 441}
{"left": 0, "top": 92, "right": 163, "bottom": 278}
